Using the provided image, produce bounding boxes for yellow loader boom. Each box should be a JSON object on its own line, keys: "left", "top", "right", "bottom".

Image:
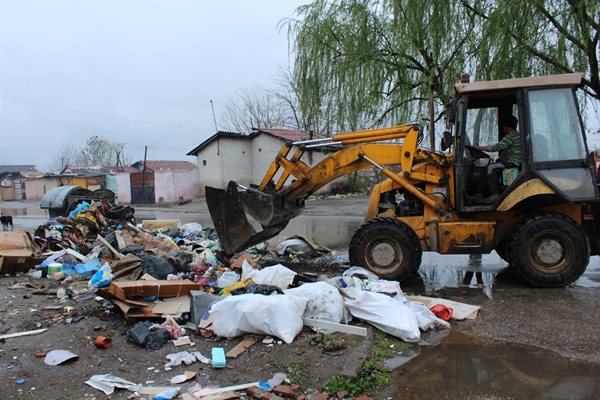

{"left": 206, "top": 124, "right": 449, "bottom": 254}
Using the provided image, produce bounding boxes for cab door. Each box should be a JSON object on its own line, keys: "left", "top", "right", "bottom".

{"left": 525, "top": 87, "right": 598, "bottom": 201}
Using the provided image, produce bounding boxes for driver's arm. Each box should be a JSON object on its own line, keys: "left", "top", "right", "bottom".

{"left": 475, "top": 145, "right": 492, "bottom": 151}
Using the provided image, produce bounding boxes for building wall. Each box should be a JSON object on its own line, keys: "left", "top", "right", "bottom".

{"left": 44, "top": 177, "right": 59, "bottom": 191}
{"left": 250, "top": 135, "right": 286, "bottom": 183}
{"left": 196, "top": 138, "right": 253, "bottom": 191}
{"left": 193, "top": 134, "right": 338, "bottom": 195}
{"left": 154, "top": 169, "right": 200, "bottom": 203}
{"left": 249, "top": 135, "right": 332, "bottom": 192}
{"left": 24, "top": 179, "right": 45, "bottom": 201}
{"left": 115, "top": 173, "right": 132, "bottom": 203}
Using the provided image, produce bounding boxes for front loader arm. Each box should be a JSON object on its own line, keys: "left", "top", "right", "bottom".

{"left": 206, "top": 123, "right": 449, "bottom": 254}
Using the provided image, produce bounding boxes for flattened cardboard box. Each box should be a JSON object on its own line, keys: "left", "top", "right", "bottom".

{"left": 0, "top": 231, "right": 43, "bottom": 274}
{"left": 107, "top": 279, "right": 202, "bottom": 301}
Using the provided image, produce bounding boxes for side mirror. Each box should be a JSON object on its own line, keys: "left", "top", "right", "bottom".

{"left": 441, "top": 130, "right": 453, "bottom": 151}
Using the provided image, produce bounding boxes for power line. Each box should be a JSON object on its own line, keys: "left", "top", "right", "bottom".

{"left": 150, "top": 103, "right": 212, "bottom": 146}
{"left": 0, "top": 95, "right": 205, "bottom": 129}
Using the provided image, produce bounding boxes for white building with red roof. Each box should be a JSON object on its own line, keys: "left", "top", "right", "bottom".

{"left": 187, "top": 128, "right": 330, "bottom": 194}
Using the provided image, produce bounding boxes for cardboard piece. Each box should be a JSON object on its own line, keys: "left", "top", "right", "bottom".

{"left": 172, "top": 336, "right": 193, "bottom": 347}
{"left": 108, "top": 279, "right": 202, "bottom": 300}
{"left": 0, "top": 231, "right": 43, "bottom": 274}
{"left": 142, "top": 219, "right": 181, "bottom": 229}
{"left": 226, "top": 338, "right": 258, "bottom": 359}
{"left": 153, "top": 297, "right": 191, "bottom": 317}
{"left": 407, "top": 295, "right": 480, "bottom": 320}
{"left": 101, "top": 282, "right": 195, "bottom": 319}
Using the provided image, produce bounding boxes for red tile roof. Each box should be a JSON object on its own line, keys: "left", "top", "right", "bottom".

{"left": 252, "top": 128, "right": 323, "bottom": 142}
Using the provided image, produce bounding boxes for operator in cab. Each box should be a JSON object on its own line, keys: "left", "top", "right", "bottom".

{"left": 474, "top": 115, "right": 521, "bottom": 204}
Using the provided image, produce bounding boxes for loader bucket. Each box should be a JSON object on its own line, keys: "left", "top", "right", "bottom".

{"left": 205, "top": 181, "right": 302, "bottom": 255}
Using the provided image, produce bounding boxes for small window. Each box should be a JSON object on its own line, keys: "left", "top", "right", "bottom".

{"left": 202, "top": 160, "right": 207, "bottom": 166}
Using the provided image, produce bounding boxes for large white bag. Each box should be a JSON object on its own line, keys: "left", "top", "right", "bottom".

{"left": 285, "top": 282, "right": 344, "bottom": 323}
{"left": 406, "top": 301, "right": 450, "bottom": 331}
{"left": 343, "top": 287, "right": 420, "bottom": 342}
{"left": 210, "top": 293, "right": 308, "bottom": 343}
{"left": 241, "top": 262, "right": 297, "bottom": 290}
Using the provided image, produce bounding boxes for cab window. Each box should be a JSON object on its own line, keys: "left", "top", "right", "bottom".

{"left": 528, "top": 88, "right": 586, "bottom": 162}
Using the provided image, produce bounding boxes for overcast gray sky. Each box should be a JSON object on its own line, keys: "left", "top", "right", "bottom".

{"left": 0, "top": 0, "right": 306, "bottom": 170}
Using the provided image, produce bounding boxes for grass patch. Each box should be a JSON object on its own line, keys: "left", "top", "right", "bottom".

{"left": 322, "top": 330, "right": 408, "bottom": 396}
{"left": 287, "top": 359, "right": 309, "bottom": 389}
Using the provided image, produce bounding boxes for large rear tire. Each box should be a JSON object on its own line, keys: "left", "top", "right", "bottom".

{"left": 349, "top": 217, "right": 422, "bottom": 281}
{"left": 507, "top": 213, "right": 589, "bottom": 287}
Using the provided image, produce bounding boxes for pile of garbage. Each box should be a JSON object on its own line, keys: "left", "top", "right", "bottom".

{"left": 3, "top": 199, "right": 481, "bottom": 398}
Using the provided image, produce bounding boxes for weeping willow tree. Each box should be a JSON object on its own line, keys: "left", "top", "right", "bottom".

{"left": 285, "top": 0, "right": 599, "bottom": 137}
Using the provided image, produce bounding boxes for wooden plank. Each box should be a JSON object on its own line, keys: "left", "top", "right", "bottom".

{"left": 200, "top": 392, "right": 239, "bottom": 400}
{"left": 97, "top": 235, "right": 123, "bottom": 259}
{"left": 303, "top": 318, "right": 368, "bottom": 336}
{"left": 226, "top": 338, "right": 258, "bottom": 359}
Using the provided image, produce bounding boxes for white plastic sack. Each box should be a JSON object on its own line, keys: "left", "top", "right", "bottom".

{"left": 405, "top": 301, "right": 450, "bottom": 331}
{"left": 365, "top": 279, "right": 403, "bottom": 297}
{"left": 180, "top": 222, "right": 203, "bottom": 236}
{"left": 285, "top": 282, "right": 344, "bottom": 323}
{"left": 343, "top": 287, "right": 420, "bottom": 342}
{"left": 342, "top": 266, "right": 379, "bottom": 281}
{"left": 406, "top": 301, "right": 450, "bottom": 331}
{"left": 241, "top": 262, "right": 297, "bottom": 290}
{"left": 210, "top": 293, "right": 308, "bottom": 343}
{"left": 276, "top": 238, "right": 315, "bottom": 256}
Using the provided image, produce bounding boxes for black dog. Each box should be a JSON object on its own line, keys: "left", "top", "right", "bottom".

{"left": 0, "top": 214, "right": 13, "bottom": 231}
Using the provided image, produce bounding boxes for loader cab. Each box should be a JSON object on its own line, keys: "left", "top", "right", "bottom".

{"left": 449, "top": 74, "right": 598, "bottom": 212}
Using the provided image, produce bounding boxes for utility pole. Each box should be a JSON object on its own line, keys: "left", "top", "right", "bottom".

{"left": 210, "top": 100, "right": 218, "bottom": 132}
{"left": 142, "top": 145, "right": 147, "bottom": 203}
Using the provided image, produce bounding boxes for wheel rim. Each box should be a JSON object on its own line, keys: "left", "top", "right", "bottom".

{"left": 365, "top": 237, "right": 403, "bottom": 275}
{"left": 529, "top": 232, "right": 570, "bottom": 273}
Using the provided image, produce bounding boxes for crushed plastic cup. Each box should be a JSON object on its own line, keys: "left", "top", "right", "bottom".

{"left": 95, "top": 336, "right": 113, "bottom": 349}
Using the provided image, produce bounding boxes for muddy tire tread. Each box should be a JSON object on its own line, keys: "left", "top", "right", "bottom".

{"left": 505, "top": 212, "right": 590, "bottom": 287}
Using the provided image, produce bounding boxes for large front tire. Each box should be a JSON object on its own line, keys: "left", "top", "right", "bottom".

{"left": 508, "top": 213, "right": 589, "bottom": 287}
{"left": 349, "top": 217, "right": 422, "bottom": 281}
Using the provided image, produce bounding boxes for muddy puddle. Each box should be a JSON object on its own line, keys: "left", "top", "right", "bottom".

{"left": 391, "top": 330, "right": 600, "bottom": 399}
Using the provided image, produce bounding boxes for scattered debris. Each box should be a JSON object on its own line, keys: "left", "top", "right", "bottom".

{"left": 226, "top": 337, "right": 258, "bottom": 358}
{"left": 0, "top": 328, "right": 47, "bottom": 340}
{"left": 212, "top": 347, "right": 226, "bottom": 368}
{"left": 44, "top": 350, "right": 79, "bottom": 366}
{"left": 164, "top": 351, "right": 210, "bottom": 369}
{"left": 85, "top": 374, "right": 140, "bottom": 395}
{"left": 95, "top": 336, "right": 113, "bottom": 349}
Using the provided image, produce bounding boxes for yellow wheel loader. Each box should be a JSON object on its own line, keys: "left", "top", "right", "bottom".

{"left": 206, "top": 73, "right": 600, "bottom": 287}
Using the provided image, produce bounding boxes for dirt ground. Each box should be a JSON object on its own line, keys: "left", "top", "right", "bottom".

{"left": 1, "top": 197, "right": 600, "bottom": 399}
